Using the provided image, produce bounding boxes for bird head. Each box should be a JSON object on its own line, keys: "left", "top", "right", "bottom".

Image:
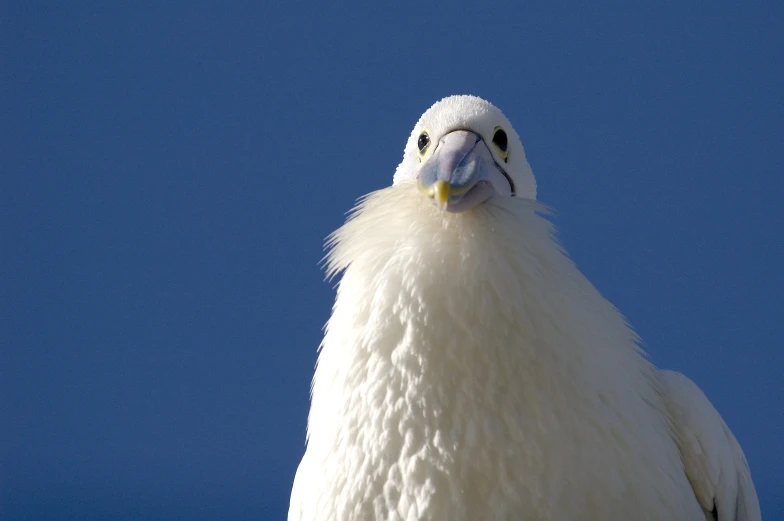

{"left": 393, "top": 95, "right": 536, "bottom": 212}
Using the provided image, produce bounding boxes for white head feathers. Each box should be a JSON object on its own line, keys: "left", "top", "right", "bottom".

{"left": 393, "top": 95, "right": 537, "bottom": 201}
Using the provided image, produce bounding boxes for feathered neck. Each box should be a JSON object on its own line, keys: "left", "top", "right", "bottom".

{"left": 319, "top": 180, "right": 647, "bottom": 396}
{"left": 297, "top": 181, "right": 668, "bottom": 520}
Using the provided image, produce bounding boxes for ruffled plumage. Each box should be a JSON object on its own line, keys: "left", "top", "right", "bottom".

{"left": 289, "top": 97, "right": 760, "bottom": 521}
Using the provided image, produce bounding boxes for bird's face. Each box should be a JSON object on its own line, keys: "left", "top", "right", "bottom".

{"left": 393, "top": 95, "right": 537, "bottom": 212}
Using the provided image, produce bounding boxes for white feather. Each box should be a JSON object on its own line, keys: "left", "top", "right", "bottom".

{"left": 289, "top": 96, "right": 759, "bottom": 521}
{"left": 660, "top": 371, "right": 761, "bottom": 521}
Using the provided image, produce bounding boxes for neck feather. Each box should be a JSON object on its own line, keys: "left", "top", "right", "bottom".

{"left": 300, "top": 182, "right": 671, "bottom": 519}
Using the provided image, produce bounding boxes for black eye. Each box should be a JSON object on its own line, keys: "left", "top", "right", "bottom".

{"left": 417, "top": 132, "right": 430, "bottom": 153}
{"left": 492, "top": 128, "right": 508, "bottom": 153}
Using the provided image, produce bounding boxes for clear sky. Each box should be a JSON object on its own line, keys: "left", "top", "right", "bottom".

{"left": 3, "top": 2, "right": 782, "bottom": 519}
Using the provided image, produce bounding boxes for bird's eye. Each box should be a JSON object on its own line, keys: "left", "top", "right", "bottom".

{"left": 417, "top": 130, "right": 431, "bottom": 159}
{"left": 492, "top": 127, "right": 509, "bottom": 162}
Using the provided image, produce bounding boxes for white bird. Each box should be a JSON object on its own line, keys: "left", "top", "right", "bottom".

{"left": 289, "top": 95, "right": 760, "bottom": 521}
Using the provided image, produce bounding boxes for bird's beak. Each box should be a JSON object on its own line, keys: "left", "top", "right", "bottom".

{"left": 417, "top": 130, "right": 497, "bottom": 212}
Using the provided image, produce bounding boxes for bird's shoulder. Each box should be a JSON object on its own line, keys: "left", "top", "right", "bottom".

{"left": 658, "top": 370, "right": 761, "bottom": 521}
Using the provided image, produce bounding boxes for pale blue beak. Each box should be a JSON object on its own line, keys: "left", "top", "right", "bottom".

{"left": 417, "top": 130, "right": 499, "bottom": 212}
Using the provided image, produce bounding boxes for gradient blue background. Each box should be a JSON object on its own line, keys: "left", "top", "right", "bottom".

{"left": 3, "top": 2, "right": 782, "bottom": 519}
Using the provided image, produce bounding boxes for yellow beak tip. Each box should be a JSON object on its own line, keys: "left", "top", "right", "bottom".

{"left": 433, "top": 180, "right": 450, "bottom": 209}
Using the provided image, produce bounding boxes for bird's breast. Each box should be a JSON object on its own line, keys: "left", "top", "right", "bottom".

{"left": 292, "top": 186, "right": 697, "bottom": 520}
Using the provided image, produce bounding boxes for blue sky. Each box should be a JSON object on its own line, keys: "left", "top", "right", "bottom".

{"left": 3, "top": 2, "right": 782, "bottom": 519}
